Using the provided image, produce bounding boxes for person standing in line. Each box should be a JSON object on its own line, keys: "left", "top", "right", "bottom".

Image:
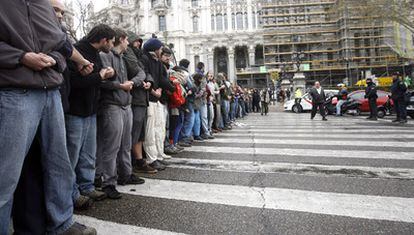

{"left": 206, "top": 72, "right": 219, "bottom": 134}
{"left": 364, "top": 77, "right": 378, "bottom": 121}
{"left": 260, "top": 88, "right": 270, "bottom": 116}
{"left": 141, "top": 38, "right": 169, "bottom": 170}
{"left": 97, "top": 29, "right": 145, "bottom": 199}
{"left": 309, "top": 81, "right": 328, "bottom": 121}
{"left": 390, "top": 72, "right": 408, "bottom": 123}
{"left": 0, "top": 0, "right": 95, "bottom": 233}
{"left": 123, "top": 31, "right": 158, "bottom": 174}
{"left": 294, "top": 87, "right": 303, "bottom": 108}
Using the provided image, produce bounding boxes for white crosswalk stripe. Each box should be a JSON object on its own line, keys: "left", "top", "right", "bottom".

{"left": 80, "top": 112, "right": 414, "bottom": 233}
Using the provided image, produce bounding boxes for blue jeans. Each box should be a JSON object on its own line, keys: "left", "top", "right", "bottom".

{"left": 199, "top": 103, "right": 210, "bottom": 136}
{"left": 222, "top": 100, "right": 230, "bottom": 126}
{"left": 174, "top": 111, "right": 184, "bottom": 144}
{"left": 65, "top": 114, "right": 97, "bottom": 200}
{"left": 181, "top": 102, "right": 195, "bottom": 140}
{"left": 193, "top": 109, "right": 201, "bottom": 137}
{"left": 0, "top": 89, "right": 74, "bottom": 234}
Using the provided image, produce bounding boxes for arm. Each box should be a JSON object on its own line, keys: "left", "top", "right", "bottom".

{"left": 68, "top": 60, "right": 102, "bottom": 88}
{"left": 99, "top": 52, "right": 120, "bottom": 90}
{"left": 0, "top": 42, "right": 25, "bottom": 69}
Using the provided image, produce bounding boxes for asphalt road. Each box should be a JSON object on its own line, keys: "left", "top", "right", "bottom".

{"left": 77, "top": 107, "right": 414, "bottom": 235}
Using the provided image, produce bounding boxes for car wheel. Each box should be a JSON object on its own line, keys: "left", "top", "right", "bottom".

{"left": 324, "top": 107, "right": 331, "bottom": 116}
{"left": 292, "top": 104, "right": 303, "bottom": 113}
{"left": 377, "top": 109, "right": 386, "bottom": 118}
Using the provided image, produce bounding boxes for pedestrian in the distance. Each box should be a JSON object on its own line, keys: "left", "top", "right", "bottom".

{"left": 365, "top": 77, "right": 378, "bottom": 120}
{"left": 390, "top": 72, "right": 408, "bottom": 124}
{"left": 261, "top": 88, "right": 270, "bottom": 116}
{"left": 309, "top": 81, "right": 327, "bottom": 121}
{"left": 294, "top": 87, "right": 302, "bottom": 108}
{"left": 336, "top": 85, "right": 348, "bottom": 116}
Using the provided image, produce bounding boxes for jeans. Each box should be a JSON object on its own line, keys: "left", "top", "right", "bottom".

{"left": 230, "top": 100, "right": 237, "bottom": 121}
{"left": 0, "top": 89, "right": 74, "bottom": 234}
{"left": 336, "top": 100, "right": 345, "bottom": 115}
{"left": 193, "top": 109, "right": 201, "bottom": 137}
{"left": 172, "top": 111, "right": 184, "bottom": 145}
{"left": 222, "top": 100, "right": 230, "bottom": 126}
{"left": 200, "top": 103, "right": 210, "bottom": 136}
{"left": 65, "top": 114, "right": 97, "bottom": 200}
{"left": 181, "top": 102, "right": 195, "bottom": 140}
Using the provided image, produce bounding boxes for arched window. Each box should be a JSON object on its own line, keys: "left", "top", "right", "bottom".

{"left": 231, "top": 13, "right": 235, "bottom": 30}
{"left": 224, "top": 13, "right": 228, "bottom": 30}
{"left": 244, "top": 12, "right": 248, "bottom": 29}
{"left": 211, "top": 14, "right": 215, "bottom": 31}
{"left": 216, "top": 14, "right": 223, "bottom": 31}
{"left": 193, "top": 16, "right": 199, "bottom": 32}
{"left": 191, "top": 0, "right": 198, "bottom": 7}
{"left": 151, "top": 0, "right": 156, "bottom": 8}
{"left": 236, "top": 12, "right": 243, "bottom": 30}
{"left": 252, "top": 11, "right": 256, "bottom": 28}
{"left": 159, "top": 15, "right": 166, "bottom": 31}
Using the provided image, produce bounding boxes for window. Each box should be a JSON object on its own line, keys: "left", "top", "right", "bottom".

{"left": 194, "top": 55, "right": 200, "bottom": 70}
{"left": 244, "top": 12, "right": 248, "bottom": 29}
{"left": 191, "top": 0, "right": 198, "bottom": 7}
{"left": 232, "top": 13, "right": 235, "bottom": 30}
{"left": 159, "top": 15, "right": 166, "bottom": 32}
{"left": 211, "top": 14, "right": 215, "bottom": 31}
{"left": 236, "top": 12, "right": 243, "bottom": 30}
{"left": 216, "top": 14, "right": 223, "bottom": 31}
{"left": 193, "top": 16, "right": 199, "bottom": 32}
{"left": 224, "top": 13, "right": 228, "bottom": 30}
{"left": 252, "top": 11, "right": 256, "bottom": 28}
{"left": 151, "top": 0, "right": 156, "bottom": 8}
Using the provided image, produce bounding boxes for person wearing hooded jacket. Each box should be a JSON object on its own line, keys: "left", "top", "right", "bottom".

{"left": 365, "top": 77, "right": 378, "bottom": 120}
{"left": 123, "top": 31, "right": 158, "bottom": 174}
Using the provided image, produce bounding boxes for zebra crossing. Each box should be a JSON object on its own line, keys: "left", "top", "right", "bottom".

{"left": 77, "top": 111, "right": 414, "bottom": 234}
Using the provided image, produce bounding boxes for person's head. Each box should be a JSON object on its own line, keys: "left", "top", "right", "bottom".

{"left": 207, "top": 71, "right": 214, "bottom": 81}
{"left": 160, "top": 47, "right": 172, "bottom": 65}
{"left": 197, "top": 62, "right": 205, "bottom": 71}
{"left": 113, "top": 28, "right": 129, "bottom": 53}
{"left": 85, "top": 24, "right": 116, "bottom": 53}
{"left": 193, "top": 73, "right": 203, "bottom": 85}
{"left": 392, "top": 72, "right": 401, "bottom": 81}
{"left": 179, "top": 59, "right": 190, "bottom": 69}
{"left": 50, "top": 0, "right": 65, "bottom": 22}
{"left": 127, "top": 31, "right": 143, "bottom": 49}
{"left": 314, "top": 81, "right": 321, "bottom": 89}
{"left": 366, "top": 78, "right": 373, "bottom": 84}
{"left": 143, "top": 38, "right": 164, "bottom": 58}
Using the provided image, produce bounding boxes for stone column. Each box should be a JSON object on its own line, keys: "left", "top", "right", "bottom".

{"left": 228, "top": 47, "right": 236, "bottom": 82}
{"left": 248, "top": 45, "right": 255, "bottom": 66}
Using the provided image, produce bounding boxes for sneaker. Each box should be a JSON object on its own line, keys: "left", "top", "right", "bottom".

{"left": 149, "top": 161, "right": 166, "bottom": 171}
{"left": 164, "top": 146, "right": 178, "bottom": 155}
{"left": 157, "top": 159, "right": 170, "bottom": 166}
{"left": 133, "top": 163, "right": 158, "bottom": 174}
{"left": 81, "top": 190, "right": 106, "bottom": 201}
{"left": 178, "top": 141, "right": 191, "bottom": 147}
{"left": 160, "top": 153, "right": 172, "bottom": 159}
{"left": 103, "top": 185, "right": 122, "bottom": 199}
{"left": 174, "top": 144, "right": 185, "bottom": 151}
{"left": 118, "top": 174, "right": 145, "bottom": 185}
{"left": 207, "top": 135, "right": 215, "bottom": 139}
{"left": 400, "top": 119, "right": 408, "bottom": 124}
{"left": 392, "top": 119, "right": 401, "bottom": 123}
{"left": 74, "top": 195, "right": 94, "bottom": 211}
{"left": 322, "top": 118, "right": 328, "bottom": 121}
{"left": 194, "top": 136, "right": 204, "bottom": 142}
{"left": 172, "top": 146, "right": 183, "bottom": 153}
{"left": 61, "top": 222, "right": 97, "bottom": 235}
{"left": 200, "top": 134, "right": 210, "bottom": 140}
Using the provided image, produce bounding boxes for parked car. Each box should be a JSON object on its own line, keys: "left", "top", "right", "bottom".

{"left": 284, "top": 89, "right": 337, "bottom": 113}
{"left": 347, "top": 90, "right": 391, "bottom": 115}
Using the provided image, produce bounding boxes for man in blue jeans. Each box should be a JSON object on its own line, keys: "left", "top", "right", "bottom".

{"left": 179, "top": 59, "right": 197, "bottom": 145}
{"left": 0, "top": 0, "right": 94, "bottom": 234}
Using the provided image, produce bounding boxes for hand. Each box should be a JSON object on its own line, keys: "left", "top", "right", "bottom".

{"left": 79, "top": 63, "right": 94, "bottom": 76}
{"left": 120, "top": 81, "right": 134, "bottom": 91}
{"left": 21, "top": 52, "right": 55, "bottom": 71}
{"left": 187, "top": 90, "right": 193, "bottom": 95}
{"left": 143, "top": 82, "right": 151, "bottom": 90}
{"left": 172, "top": 79, "right": 180, "bottom": 85}
{"left": 152, "top": 88, "right": 162, "bottom": 98}
{"left": 105, "top": 67, "right": 115, "bottom": 78}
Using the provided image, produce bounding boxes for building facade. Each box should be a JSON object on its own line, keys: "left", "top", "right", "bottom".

{"left": 262, "top": 0, "right": 414, "bottom": 87}
{"left": 88, "top": 0, "right": 268, "bottom": 87}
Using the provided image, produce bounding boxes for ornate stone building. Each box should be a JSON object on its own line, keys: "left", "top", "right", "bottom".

{"left": 88, "top": 0, "right": 267, "bottom": 86}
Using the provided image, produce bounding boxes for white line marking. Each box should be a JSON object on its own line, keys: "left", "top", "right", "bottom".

{"left": 228, "top": 129, "right": 414, "bottom": 133}
{"left": 117, "top": 179, "right": 414, "bottom": 223}
{"left": 206, "top": 138, "right": 414, "bottom": 148}
{"left": 166, "top": 158, "right": 414, "bottom": 179}
{"left": 74, "top": 215, "right": 187, "bottom": 235}
{"left": 215, "top": 133, "right": 414, "bottom": 139}
{"left": 184, "top": 146, "right": 414, "bottom": 160}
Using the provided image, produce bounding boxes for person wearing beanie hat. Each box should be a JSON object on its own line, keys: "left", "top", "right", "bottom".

{"left": 143, "top": 38, "right": 164, "bottom": 53}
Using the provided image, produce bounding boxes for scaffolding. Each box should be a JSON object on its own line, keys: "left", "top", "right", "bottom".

{"left": 261, "top": 0, "right": 412, "bottom": 86}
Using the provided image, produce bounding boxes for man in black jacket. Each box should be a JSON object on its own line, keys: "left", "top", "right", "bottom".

{"left": 309, "top": 81, "right": 327, "bottom": 121}
{"left": 66, "top": 24, "right": 116, "bottom": 209}
{"left": 390, "top": 73, "right": 408, "bottom": 123}
{"left": 123, "top": 31, "right": 158, "bottom": 174}
{"left": 365, "top": 77, "right": 378, "bottom": 120}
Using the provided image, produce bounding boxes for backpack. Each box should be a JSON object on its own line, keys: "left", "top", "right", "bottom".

{"left": 169, "top": 76, "right": 186, "bottom": 108}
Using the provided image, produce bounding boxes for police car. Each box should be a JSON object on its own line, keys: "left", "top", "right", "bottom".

{"left": 284, "top": 89, "right": 337, "bottom": 113}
